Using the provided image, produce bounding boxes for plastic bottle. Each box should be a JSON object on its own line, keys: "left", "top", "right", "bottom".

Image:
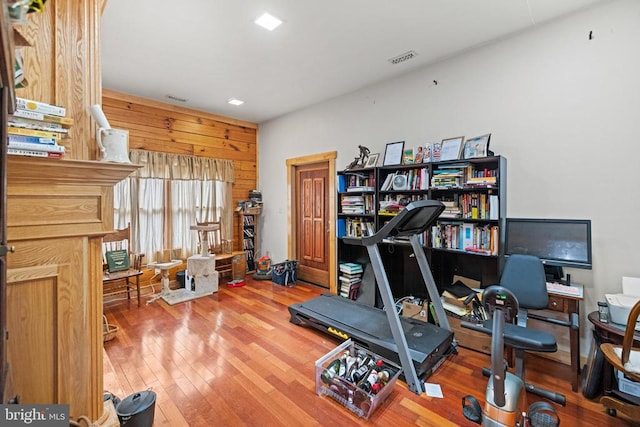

{"left": 359, "top": 370, "right": 378, "bottom": 393}
{"left": 351, "top": 364, "right": 369, "bottom": 384}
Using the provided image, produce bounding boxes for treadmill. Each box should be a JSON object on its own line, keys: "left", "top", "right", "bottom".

{"left": 289, "top": 200, "right": 455, "bottom": 394}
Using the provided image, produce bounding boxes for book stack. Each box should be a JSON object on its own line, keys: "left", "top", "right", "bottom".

{"left": 341, "top": 195, "right": 365, "bottom": 214}
{"left": 7, "top": 97, "right": 73, "bottom": 159}
{"left": 439, "top": 200, "right": 461, "bottom": 218}
{"left": 339, "top": 262, "right": 363, "bottom": 300}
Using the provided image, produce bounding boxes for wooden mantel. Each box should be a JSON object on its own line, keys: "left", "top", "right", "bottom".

{"left": 5, "top": 157, "right": 139, "bottom": 422}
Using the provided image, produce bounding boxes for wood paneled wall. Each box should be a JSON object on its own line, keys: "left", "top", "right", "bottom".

{"left": 16, "top": 0, "right": 103, "bottom": 161}
{"left": 102, "top": 90, "right": 258, "bottom": 248}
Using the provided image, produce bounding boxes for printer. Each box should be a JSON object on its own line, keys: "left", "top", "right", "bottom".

{"left": 606, "top": 276, "right": 640, "bottom": 330}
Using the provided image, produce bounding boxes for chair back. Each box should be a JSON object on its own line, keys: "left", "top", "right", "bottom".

{"left": 102, "top": 224, "right": 143, "bottom": 271}
{"left": 103, "top": 225, "right": 131, "bottom": 269}
{"left": 197, "top": 219, "right": 232, "bottom": 254}
{"left": 620, "top": 300, "right": 640, "bottom": 375}
{"left": 500, "top": 254, "right": 548, "bottom": 310}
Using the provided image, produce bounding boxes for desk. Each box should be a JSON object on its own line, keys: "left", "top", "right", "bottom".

{"left": 103, "top": 268, "right": 143, "bottom": 307}
{"left": 588, "top": 312, "right": 640, "bottom": 407}
{"left": 529, "top": 285, "right": 583, "bottom": 392}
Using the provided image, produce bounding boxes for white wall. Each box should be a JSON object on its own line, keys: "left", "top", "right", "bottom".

{"left": 258, "top": 0, "right": 640, "bottom": 355}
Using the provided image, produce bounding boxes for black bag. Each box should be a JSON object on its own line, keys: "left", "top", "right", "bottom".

{"left": 272, "top": 260, "right": 298, "bottom": 286}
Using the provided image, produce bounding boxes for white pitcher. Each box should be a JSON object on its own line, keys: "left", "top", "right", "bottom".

{"left": 96, "top": 128, "right": 131, "bottom": 163}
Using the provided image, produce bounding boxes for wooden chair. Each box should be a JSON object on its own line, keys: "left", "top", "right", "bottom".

{"left": 196, "top": 219, "right": 235, "bottom": 278}
{"left": 600, "top": 299, "right": 640, "bottom": 418}
{"left": 102, "top": 224, "right": 145, "bottom": 306}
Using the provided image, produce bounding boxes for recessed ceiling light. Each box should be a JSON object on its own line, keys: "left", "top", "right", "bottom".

{"left": 254, "top": 12, "right": 282, "bottom": 31}
{"left": 228, "top": 98, "right": 244, "bottom": 106}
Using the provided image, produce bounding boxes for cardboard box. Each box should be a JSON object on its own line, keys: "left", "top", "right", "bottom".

{"left": 447, "top": 315, "right": 492, "bottom": 355}
{"left": 402, "top": 301, "right": 429, "bottom": 322}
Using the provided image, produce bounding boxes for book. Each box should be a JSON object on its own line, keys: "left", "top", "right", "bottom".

{"left": 16, "top": 97, "right": 66, "bottom": 117}
{"left": 9, "top": 117, "right": 69, "bottom": 133}
{"left": 8, "top": 126, "right": 63, "bottom": 139}
{"left": 339, "top": 262, "right": 363, "bottom": 274}
{"left": 8, "top": 141, "right": 65, "bottom": 153}
{"left": 339, "top": 275, "right": 362, "bottom": 283}
{"left": 105, "top": 249, "right": 130, "bottom": 272}
{"left": 8, "top": 148, "right": 63, "bottom": 158}
{"left": 8, "top": 134, "right": 57, "bottom": 145}
{"left": 11, "top": 108, "right": 74, "bottom": 126}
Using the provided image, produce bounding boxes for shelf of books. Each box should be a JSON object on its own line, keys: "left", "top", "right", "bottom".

{"left": 240, "top": 212, "right": 258, "bottom": 273}
{"left": 337, "top": 167, "right": 377, "bottom": 239}
{"left": 7, "top": 97, "right": 72, "bottom": 159}
{"left": 336, "top": 155, "right": 506, "bottom": 297}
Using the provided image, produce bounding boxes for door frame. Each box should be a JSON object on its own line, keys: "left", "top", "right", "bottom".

{"left": 286, "top": 151, "right": 337, "bottom": 294}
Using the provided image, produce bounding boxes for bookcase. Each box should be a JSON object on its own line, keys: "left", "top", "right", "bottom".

{"left": 337, "top": 155, "right": 507, "bottom": 304}
{"left": 238, "top": 210, "right": 260, "bottom": 273}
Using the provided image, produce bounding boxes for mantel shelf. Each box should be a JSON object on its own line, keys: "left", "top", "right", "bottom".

{"left": 7, "top": 156, "right": 141, "bottom": 186}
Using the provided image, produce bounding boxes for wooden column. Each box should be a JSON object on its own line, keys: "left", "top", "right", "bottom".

{"left": 6, "top": 156, "right": 138, "bottom": 421}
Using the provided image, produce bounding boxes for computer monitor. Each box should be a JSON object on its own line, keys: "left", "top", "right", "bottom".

{"left": 504, "top": 218, "right": 592, "bottom": 281}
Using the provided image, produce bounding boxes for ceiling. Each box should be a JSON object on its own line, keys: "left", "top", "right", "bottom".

{"left": 101, "top": 0, "right": 608, "bottom": 124}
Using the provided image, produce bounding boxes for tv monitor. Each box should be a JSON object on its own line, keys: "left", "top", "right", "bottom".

{"left": 504, "top": 218, "right": 592, "bottom": 280}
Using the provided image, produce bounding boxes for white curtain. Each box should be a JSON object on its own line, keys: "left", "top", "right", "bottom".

{"left": 114, "top": 150, "right": 234, "bottom": 261}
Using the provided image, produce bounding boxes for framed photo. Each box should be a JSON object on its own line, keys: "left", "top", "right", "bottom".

{"left": 402, "top": 147, "right": 414, "bottom": 165}
{"left": 365, "top": 153, "right": 380, "bottom": 168}
{"left": 463, "top": 134, "right": 491, "bottom": 159}
{"left": 383, "top": 141, "right": 404, "bottom": 166}
{"left": 414, "top": 146, "right": 424, "bottom": 164}
{"left": 440, "top": 136, "right": 465, "bottom": 161}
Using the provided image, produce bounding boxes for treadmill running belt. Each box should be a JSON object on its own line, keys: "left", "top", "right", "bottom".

{"left": 289, "top": 293, "right": 453, "bottom": 379}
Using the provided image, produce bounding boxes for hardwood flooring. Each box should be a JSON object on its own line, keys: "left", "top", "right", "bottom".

{"left": 103, "top": 277, "right": 637, "bottom": 426}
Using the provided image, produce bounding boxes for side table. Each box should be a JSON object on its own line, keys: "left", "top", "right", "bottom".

{"left": 588, "top": 311, "right": 640, "bottom": 408}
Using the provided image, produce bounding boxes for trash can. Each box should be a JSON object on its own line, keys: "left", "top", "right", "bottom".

{"left": 176, "top": 270, "right": 186, "bottom": 288}
{"left": 232, "top": 254, "right": 246, "bottom": 281}
{"left": 116, "top": 390, "right": 156, "bottom": 427}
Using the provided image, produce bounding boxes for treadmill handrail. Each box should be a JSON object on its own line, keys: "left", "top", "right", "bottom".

{"left": 343, "top": 200, "right": 445, "bottom": 246}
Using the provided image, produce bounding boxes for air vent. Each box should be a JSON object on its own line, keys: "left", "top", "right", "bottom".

{"left": 388, "top": 50, "right": 418, "bottom": 65}
{"left": 166, "top": 94, "right": 188, "bottom": 102}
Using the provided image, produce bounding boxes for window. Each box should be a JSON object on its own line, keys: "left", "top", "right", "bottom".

{"left": 114, "top": 151, "right": 234, "bottom": 262}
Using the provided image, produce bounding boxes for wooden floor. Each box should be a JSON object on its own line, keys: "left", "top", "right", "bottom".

{"left": 103, "top": 277, "right": 637, "bottom": 426}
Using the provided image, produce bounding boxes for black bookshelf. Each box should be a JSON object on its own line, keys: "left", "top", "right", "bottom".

{"left": 336, "top": 156, "right": 507, "bottom": 304}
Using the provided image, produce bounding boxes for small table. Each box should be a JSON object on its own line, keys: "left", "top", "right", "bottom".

{"left": 147, "top": 259, "right": 183, "bottom": 303}
{"left": 529, "top": 284, "right": 584, "bottom": 392}
{"left": 588, "top": 311, "right": 640, "bottom": 406}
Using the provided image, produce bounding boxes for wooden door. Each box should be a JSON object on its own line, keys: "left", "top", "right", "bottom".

{"left": 296, "top": 164, "right": 329, "bottom": 287}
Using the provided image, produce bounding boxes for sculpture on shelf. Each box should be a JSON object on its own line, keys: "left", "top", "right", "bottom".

{"left": 346, "top": 145, "right": 370, "bottom": 169}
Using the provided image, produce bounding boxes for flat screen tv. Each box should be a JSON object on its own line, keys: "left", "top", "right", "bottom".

{"left": 504, "top": 218, "right": 592, "bottom": 279}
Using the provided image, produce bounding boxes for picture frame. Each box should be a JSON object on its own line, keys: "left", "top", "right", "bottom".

{"left": 364, "top": 153, "right": 380, "bottom": 168}
{"left": 414, "top": 146, "right": 424, "bottom": 164}
{"left": 402, "top": 147, "right": 414, "bottom": 165}
{"left": 463, "top": 134, "right": 491, "bottom": 159}
{"left": 383, "top": 141, "right": 405, "bottom": 166}
{"left": 440, "top": 136, "right": 465, "bottom": 161}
